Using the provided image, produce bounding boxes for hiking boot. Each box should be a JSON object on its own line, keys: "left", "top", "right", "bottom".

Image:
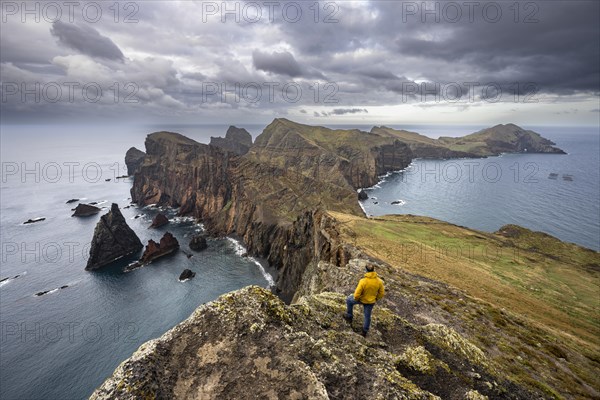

{"left": 361, "top": 329, "right": 368, "bottom": 337}
{"left": 343, "top": 314, "right": 352, "bottom": 323}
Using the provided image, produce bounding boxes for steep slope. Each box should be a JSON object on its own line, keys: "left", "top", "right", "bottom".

{"left": 92, "top": 212, "right": 599, "bottom": 399}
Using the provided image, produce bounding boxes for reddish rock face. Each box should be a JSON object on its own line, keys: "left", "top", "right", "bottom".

{"left": 149, "top": 213, "right": 169, "bottom": 228}
{"left": 140, "top": 232, "right": 179, "bottom": 263}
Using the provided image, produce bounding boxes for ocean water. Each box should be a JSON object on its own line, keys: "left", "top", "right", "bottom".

{"left": 359, "top": 127, "right": 600, "bottom": 251}
{"left": 1, "top": 123, "right": 598, "bottom": 400}
{"left": 0, "top": 124, "right": 274, "bottom": 400}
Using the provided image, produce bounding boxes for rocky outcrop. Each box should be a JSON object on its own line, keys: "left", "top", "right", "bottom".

{"left": 189, "top": 235, "right": 207, "bottom": 251}
{"left": 178, "top": 269, "right": 195, "bottom": 281}
{"left": 437, "top": 123, "right": 566, "bottom": 155}
{"left": 149, "top": 213, "right": 168, "bottom": 228}
{"left": 71, "top": 203, "right": 101, "bottom": 217}
{"left": 86, "top": 204, "right": 143, "bottom": 270}
{"left": 90, "top": 286, "right": 537, "bottom": 400}
{"left": 125, "top": 147, "right": 146, "bottom": 175}
{"left": 209, "top": 126, "right": 253, "bottom": 155}
{"left": 140, "top": 232, "right": 179, "bottom": 264}
{"left": 358, "top": 189, "right": 368, "bottom": 201}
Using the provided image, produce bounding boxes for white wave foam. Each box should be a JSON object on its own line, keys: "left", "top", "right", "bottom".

{"left": 226, "top": 237, "right": 275, "bottom": 287}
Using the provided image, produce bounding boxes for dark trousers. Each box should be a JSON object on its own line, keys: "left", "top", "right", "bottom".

{"left": 345, "top": 295, "right": 374, "bottom": 331}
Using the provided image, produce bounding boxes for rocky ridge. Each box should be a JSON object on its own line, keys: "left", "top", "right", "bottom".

{"left": 209, "top": 125, "right": 253, "bottom": 155}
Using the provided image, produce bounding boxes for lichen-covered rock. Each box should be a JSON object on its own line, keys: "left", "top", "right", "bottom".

{"left": 85, "top": 204, "right": 143, "bottom": 270}
{"left": 397, "top": 346, "right": 437, "bottom": 375}
{"left": 91, "top": 286, "right": 540, "bottom": 400}
{"left": 465, "top": 390, "right": 488, "bottom": 400}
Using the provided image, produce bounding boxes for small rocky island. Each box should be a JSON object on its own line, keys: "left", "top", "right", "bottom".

{"left": 71, "top": 203, "right": 101, "bottom": 217}
{"left": 85, "top": 204, "right": 143, "bottom": 271}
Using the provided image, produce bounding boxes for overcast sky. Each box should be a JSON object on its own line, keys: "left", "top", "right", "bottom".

{"left": 1, "top": 0, "right": 599, "bottom": 126}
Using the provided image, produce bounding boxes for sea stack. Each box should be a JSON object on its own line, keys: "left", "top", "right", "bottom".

{"left": 86, "top": 203, "right": 143, "bottom": 271}
{"left": 149, "top": 213, "right": 169, "bottom": 228}
{"left": 139, "top": 232, "right": 179, "bottom": 264}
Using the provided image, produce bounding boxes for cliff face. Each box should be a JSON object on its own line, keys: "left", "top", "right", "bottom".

{"left": 131, "top": 120, "right": 413, "bottom": 298}
{"left": 130, "top": 119, "right": 567, "bottom": 299}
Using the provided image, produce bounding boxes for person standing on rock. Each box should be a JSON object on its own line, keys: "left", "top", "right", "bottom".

{"left": 343, "top": 264, "right": 385, "bottom": 337}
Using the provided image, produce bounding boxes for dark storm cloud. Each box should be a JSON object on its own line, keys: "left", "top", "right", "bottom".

{"left": 50, "top": 21, "right": 124, "bottom": 61}
{"left": 330, "top": 108, "right": 368, "bottom": 115}
{"left": 252, "top": 50, "right": 303, "bottom": 77}
{"left": 1, "top": 0, "right": 598, "bottom": 123}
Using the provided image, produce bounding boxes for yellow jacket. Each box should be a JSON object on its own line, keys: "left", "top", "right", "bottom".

{"left": 354, "top": 271, "right": 385, "bottom": 304}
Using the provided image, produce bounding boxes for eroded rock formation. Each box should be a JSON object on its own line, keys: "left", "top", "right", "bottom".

{"left": 86, "top": 204, "right": 143, "bottom": 270}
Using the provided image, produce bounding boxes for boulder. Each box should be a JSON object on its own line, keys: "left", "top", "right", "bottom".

{"left": 125, "top": 147, "right": 146, "bottom": 175}
{"left": 189, "top": 235, "right": 208, "bottom": 251}
{"left": 358, "top": 189, "right": 368, "bottom": 201}
{"left": 149, "top": 213, "right": 169, "bottom": 228}
{"left": 72, "top": 203, "right": 101, "bottom": 217}
{"left": 179, "top": 269, "right": 196, "bottom": 281}
{"left": 86, "top": 204, "right": 143, "bottom": 271}
{"left": 66, "top": 198, "right": 79, "bottom": 204}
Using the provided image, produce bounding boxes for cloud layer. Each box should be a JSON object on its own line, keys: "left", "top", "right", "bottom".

{"left": 1, "top": 1, "right": 598, "bottom": 125}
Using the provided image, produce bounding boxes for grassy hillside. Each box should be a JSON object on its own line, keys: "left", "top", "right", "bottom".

{"left": 325, "top": 211, "right": 599, "bottom": 397}
{"left": 329, "top": 212, "right": 599, "bottom": 349}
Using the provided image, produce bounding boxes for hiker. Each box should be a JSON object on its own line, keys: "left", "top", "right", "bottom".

{"left": 343, "top": 264, "right": 385, "bottom": 337}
